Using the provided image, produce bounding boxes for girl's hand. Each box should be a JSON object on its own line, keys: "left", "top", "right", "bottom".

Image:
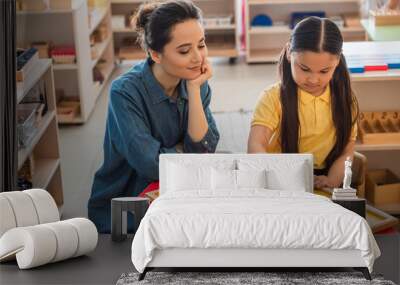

{"left": 314, "top": 175, "right": 334, "bottom": 189}
{"left": 186, "top": 58, "right": 213, "bottom": 91}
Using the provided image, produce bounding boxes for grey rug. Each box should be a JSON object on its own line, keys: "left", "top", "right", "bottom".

{"left": 116, "top": 271, "right": 395, "bottom": 285}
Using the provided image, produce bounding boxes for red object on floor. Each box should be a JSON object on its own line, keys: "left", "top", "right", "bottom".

{"left": 364, "top": 65, "right": 388, "bottom": 71}
{"left": 375, "top": 227, "right": 396, "bottom": 235}
{"left": 139, "top": 181, "right": 159, "bottom": 198}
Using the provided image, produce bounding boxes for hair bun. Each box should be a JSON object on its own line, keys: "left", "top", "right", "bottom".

{"left": 132, "top": 2, "right": 161, "bottom": 33}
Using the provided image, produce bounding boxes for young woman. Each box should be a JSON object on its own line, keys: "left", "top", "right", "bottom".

{"left": 248, "top": 17, "right": 359, "bottom": 190}
{"left": 88, "top": 0, "right": 219, "bottom": 233}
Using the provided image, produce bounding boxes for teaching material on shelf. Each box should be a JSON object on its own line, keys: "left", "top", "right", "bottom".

{"left": 31, "top": 42, "right": 50, "bottom": 58}
{"left": 203, "top": 15, "right": 233, "bottom": 28}
{"left": 16, "top": 48, "right": 39, "bottom": 82}
{"left": 251, "top": 14, "right": 273, "bottom": 26}
{"left": 346, "top": 52, "right": 400, "bottom": 73}
{"left": 343, "top": 41, "right": 400, "bottom": 79}
{"left": 50, "top": 46, "right": 76, "bottom": 64}
{"left": 370, "top": 9, "right": 400, "bottom": 26}
{"left": 358, "top": 111, "right": 400, "bottom": 145}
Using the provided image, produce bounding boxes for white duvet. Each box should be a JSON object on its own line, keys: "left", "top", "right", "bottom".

{"left": 131, "top": 189, "right": 380, "bottom": 273}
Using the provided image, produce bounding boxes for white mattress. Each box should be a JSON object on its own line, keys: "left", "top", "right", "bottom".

{"left": 131, "top": 190, "right": 380, "bottom": 273}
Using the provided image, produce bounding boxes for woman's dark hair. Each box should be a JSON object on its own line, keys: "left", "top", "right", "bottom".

{"left": 278, "top": 16, "right": 359, "bottom": 170}
{"left": 132, "top": 0, "right": 202, "bottom": 53}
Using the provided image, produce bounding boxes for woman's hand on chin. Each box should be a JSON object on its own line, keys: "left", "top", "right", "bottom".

{"left": 186, "top": 58, "right": 213, "bottom": 91}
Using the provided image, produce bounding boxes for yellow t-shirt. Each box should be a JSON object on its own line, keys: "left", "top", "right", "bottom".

{"left": 251, "top": 83, "right": 357, "bottom": 169}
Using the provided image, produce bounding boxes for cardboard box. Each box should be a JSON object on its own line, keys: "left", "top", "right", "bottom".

{"left": 31, "top": 42, "right": 50, "bottom": 59}
{"left": 370, "top": 10, "right": 400, "bottom": 26}
{"left": 49, "top": 0, "right": 72, "bottom": 10}
{"left": 342, "top": 13, "right": 361, "bottom": 27}
{"left": 19, "top": 0, "right": 47, "bottom": 11}
{"left": 57, "top": 100, "right": 80, "bottom": 122}
{"left": 366, "top": 169, "right": 400, "bottom": 205}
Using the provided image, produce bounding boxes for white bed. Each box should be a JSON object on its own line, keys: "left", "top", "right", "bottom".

{"left": 131, "top": 154, "right": 380, "bottom": 280}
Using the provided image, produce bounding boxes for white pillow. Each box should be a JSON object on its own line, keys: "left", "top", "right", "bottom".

{"left": 237, "top": 159, "right": 309, "bottom": 191}
{"left": 236, "top": 169, "right": 267, "bottom": 189}
{"left": 167, "top": 162, "right": 211, "bottom": 191}
{"left": 211, "top": 168, "right": 237, "bottom": 190}
{"left": 266, "top": 162, "right": 307, "bottom": 191}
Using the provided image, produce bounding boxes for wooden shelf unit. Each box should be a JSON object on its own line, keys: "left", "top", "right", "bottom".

{"left": 343, "top": 41, "right": 400, "bottom": 213}
{"left": 16, "top": 59, "right": 64, "bottom": 211}
{"left": 246, "top": 0, "right": 366, "bottom": 63}
{"left": 17, "top": 0, "right": 115, "bottom": 124}
{"left": 110, "top": 0, "right": 240, "bottom": 62}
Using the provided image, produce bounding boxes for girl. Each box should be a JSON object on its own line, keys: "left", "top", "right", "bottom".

{"left": 248, "top": 17, "right": 359, "bottom": 190}
{"left": 88, "top": 0, "right": 220, "bottom": 233}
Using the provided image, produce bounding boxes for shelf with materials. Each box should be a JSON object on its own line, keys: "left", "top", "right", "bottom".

{"left": 17, "top": 0, "right": 115, "bottom": 125}
{"left": 110, "top": 0, "right": 240, "bottom": 62}
{"left": 16, "top": 59, "right": 64, "bottom": 211}
{"left": 343, "top": 41, "right": 400, "bottom": 215}
{"left": 246, "top": 0, "right": 365, "bottom": 63}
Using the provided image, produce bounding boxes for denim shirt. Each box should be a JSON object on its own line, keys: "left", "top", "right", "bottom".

{"left": 88, "top": 59, "right": 219, "bottom": 233}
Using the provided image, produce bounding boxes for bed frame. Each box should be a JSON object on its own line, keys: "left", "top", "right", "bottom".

{"left": 138, "top": 154, "right": 372, "bottom": 281}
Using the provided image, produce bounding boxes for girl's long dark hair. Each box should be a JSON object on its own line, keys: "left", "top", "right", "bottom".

{"left": 278, "top": 16, "right": 359, "bottom": 170}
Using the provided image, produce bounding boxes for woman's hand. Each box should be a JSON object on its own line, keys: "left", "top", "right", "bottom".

{"left": 186, "top": 58, "right": 213, "bottom": 91}
{"left": 314, "top": 175, "right": 335, "bottom": 189}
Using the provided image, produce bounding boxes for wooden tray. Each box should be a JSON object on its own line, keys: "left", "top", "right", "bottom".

{"left": 57, "top": 100, "right": 80, "bottom": 122}
{"left": 370, "top": 10, "right": 400, "bottom": 26}
{"left": 358, "top": 111, "right": 400, "bottom": 145}
{"left": 314, "top": 188, "right": 399, "bottom": 233}
{"left": 49, "top": 0, "right": 72, "bottom": 10}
